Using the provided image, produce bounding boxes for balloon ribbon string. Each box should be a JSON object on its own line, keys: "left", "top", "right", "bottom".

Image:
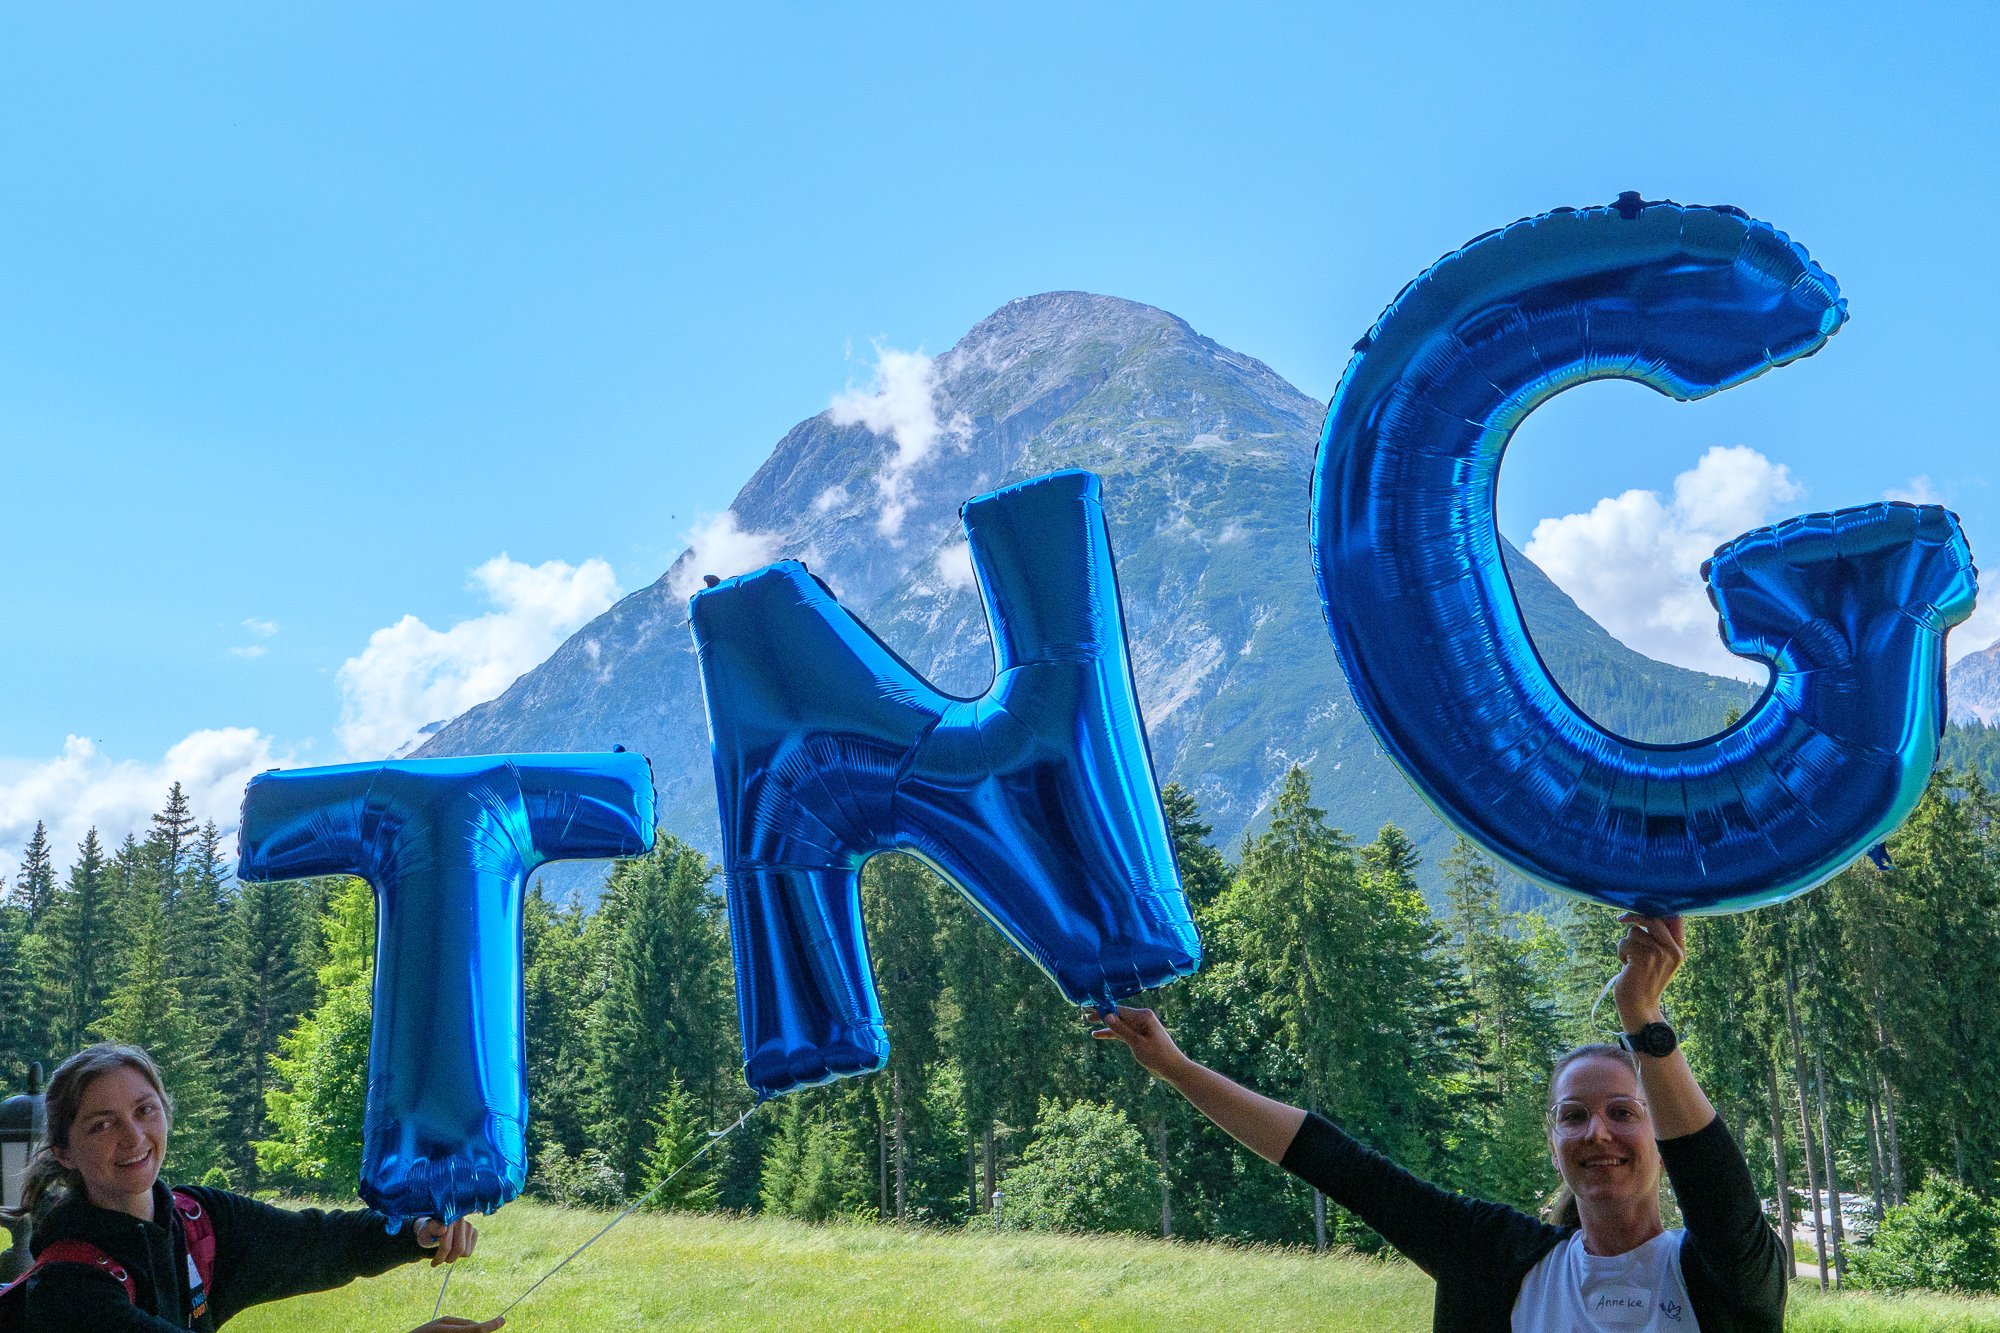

{"left": 492, "top": 1100, "right": 763, "bottom": 1320}
{"left": 432, "top": 1263, "right": 451, "bottom": 1320}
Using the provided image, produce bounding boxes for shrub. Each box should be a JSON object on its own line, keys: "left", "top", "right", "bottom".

{"left": 994, "top": 1099, "right": 1156, "bottom": 1235}
{"left": 1849, "top": 1178, "right": 2000, "bottom": 1293}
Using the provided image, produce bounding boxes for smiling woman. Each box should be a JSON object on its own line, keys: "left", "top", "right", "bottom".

{"left": 0, "top": 1044, "right": 499, "bottom": 1331}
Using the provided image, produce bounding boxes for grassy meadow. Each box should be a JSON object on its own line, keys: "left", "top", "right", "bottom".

{"left": 223, "top": 1201, "right": 2000, "bottom": 1332}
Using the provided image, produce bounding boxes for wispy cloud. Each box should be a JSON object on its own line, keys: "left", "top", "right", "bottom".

{"left": 1523, "top": 445, "right": 1804, "bottom": 681}
{"left": 1885, "top": 475, "right": 1942, "bottom": 505}
{"left": 0, "top": 728, "right": 285, "bottom": 883}
{"left": 227, "top": 644, "right": 268, "bottom": 659}
{"left": 335, "top": 554, "right": 620, "bottom": 759}
{"left": 241, "top": 617, "right": 280, "bottom": 637}
{"left": 829, "top": 342, "right": 969, "bottom": 537}
{"left": 668, "top": 511, "right": 784, "bottom": 599}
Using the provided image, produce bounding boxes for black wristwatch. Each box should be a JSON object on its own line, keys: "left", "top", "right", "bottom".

{"left": 1618, "top": 1021, "right": 1678, "bottom": 1058}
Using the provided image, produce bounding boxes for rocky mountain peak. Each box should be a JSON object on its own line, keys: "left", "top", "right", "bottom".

{"left": 1950, "top": 638, "right": 2000, "bottom": 726}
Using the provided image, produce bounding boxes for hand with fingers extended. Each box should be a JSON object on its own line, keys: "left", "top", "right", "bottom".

{"left": 1087, "top": 1005, "right": 1191, "bottom": 1083}
{"left": 408, "top": 1319, "right": 504, "bottom": 1332}
{"left": 413, "top": 1216, "right": 481, "bottom": 1267}
{"left": 1611, "top": 913, "right": 1686, "bottom": 1030}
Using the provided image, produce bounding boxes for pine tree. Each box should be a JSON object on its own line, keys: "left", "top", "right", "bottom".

{"left": 637, "top": 1079, "right": 720, "bottom": 1211}
{"left": 94, "top": 882, "right": 224, "bottom": 1180}
{"left": 586, "top": 835, "right": 734, "bottom": 1189}
{"left": 218, "top": 871, "right": 315, "bottom": 1185}
{"left": 0, "top": 901, "right": 33, "bottom": 1081}
{"left": 12, "top": 821, "right": 56, "bottom": 923}
{"left": 40, "top": 829, "right": 114, "bottom": 1054}
{"left": 1161, "top": 782, "right": 1231, "bottom": 910}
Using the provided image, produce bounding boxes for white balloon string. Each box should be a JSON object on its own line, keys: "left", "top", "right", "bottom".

{"left": 492, "top": 1100, "right": 762, "bottom": 1320}
{"left": 432, "top": 1262, "right": 451, "bottom": 1320}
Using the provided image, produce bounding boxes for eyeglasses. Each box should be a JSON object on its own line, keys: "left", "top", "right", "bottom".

{"left": 1547, "top": 1097, "right": 1650, "bottom": 1137}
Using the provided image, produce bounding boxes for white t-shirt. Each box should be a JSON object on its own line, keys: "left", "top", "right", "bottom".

{"left": 1512, "top": 1229, "right": 1696, "bottom": 1332}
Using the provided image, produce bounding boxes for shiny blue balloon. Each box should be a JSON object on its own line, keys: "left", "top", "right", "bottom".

{"left": 691, "top": 468, "right": 1201, "bottom": 1099}
{"left": 1314, "top": 196, "right": 1980, "bottom": 915}
{"left": 236, "top": 752, "right": 655, "bottom": 1222}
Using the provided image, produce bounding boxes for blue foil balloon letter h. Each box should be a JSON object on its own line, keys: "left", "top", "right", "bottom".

{"left": 691, "top": 469, "right": 1200, "bottom": 1099}
{"left": 236, "top": 753, "right": 655, "bottom": 1222}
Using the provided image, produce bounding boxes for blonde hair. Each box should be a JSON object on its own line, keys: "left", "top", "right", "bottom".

{"left": 0, "top": 1044, "right": 173, "bottom": 1228}
{"left": 1540, "top": 1043, "right": 1642, "bottom": 1229}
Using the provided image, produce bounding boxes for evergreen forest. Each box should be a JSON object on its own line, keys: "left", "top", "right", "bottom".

{"left": 5, "top": 744, "right": 2000, "bottom": 1293}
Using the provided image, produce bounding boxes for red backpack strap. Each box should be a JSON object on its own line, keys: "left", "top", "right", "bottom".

{"left": 172, "top": 1190, "right": 217, "bottom": 1299}
{"left": 0, "top": 1238, "right": 140, "bottom": 1304}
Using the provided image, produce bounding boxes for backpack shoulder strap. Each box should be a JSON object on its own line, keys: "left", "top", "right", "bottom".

{"left": 0, "top": 1238, "right": 140, "bottom": 1306}
{"left": 171, "top": 1190, "right": 217, "bottom": 1291}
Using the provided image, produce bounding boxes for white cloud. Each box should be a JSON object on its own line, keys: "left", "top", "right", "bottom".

{"left": 1886, "top": 475, "right": 1941, "bottom": 505}
{"left": 935, "top": 537, "right": 975, "bottom": 591}
{"left": 335, "top": 554, "right": 620, "bottom": 759}
{"left": 0, "top": 728, "right": 284, "bottom": 884}
{"left": 828, "top": 342, "right": 970, "bottom": 537}
{"left": 813, "top": 485, "right": 849, "bottom": 513}
{"left": 227, "top": 644, "right": 268, "bottom": 659}
{"left": 1953, "top": 571, "right": 2000, "bottom": 664}
{"left": 668, "top": 511, "right": 784, "bottom": 600}
{"left": 1523, "top": 445, "right": 1804, "bottom": 681}
{"left": 241, "top": 618, "right": 280, "bottom": 637}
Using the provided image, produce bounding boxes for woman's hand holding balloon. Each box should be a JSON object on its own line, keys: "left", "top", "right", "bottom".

{"left": 1610, "top": 913, "right": 1684, "bottom": 1031}
{"left": 1088, "top": 1006, "right": 1190, "bottom": 1082}
{"left": 414, "top": 1216, "right": 480, "bottom": 1266}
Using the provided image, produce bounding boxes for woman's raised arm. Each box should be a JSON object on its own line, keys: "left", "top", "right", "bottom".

{"left": 1611, "top": 913, "right": 1716, "bottom": 1140}
{"left": 1089, "top": 1006, "right": 1304, "bottom": 1162}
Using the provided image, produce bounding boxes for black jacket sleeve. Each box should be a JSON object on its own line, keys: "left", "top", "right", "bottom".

{"left": 183, "top": 1188, "right": 429, "bottom": 1325}
{"left": 23, "top": 1264, "right": 187, "bottom": 1331}
{"left": 1660, "top": 1115, "right": 1787, "bottom": 1332}
{"left": 1281, "top": 1111, "right": 1567, "bottom": 1285}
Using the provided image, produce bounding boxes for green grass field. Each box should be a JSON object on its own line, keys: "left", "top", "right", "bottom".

{"left": 224, "top": 1201, "right": 2000, "bottom": 1332}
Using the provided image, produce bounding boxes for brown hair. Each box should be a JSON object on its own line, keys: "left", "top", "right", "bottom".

{"left": 0, "top": 1044, "right": 173, "bottom": 1228}
{"left": 1540, "top": 1043, "right": 1642, "bottom": 1229}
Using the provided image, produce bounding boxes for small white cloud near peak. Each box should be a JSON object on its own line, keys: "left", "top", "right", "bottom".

{"left": 1951, "top": 571, "right": 2000, "bottom": 665}
{"left": 1886, "top": 475, "right": 1942, "bottom": 505}
{"left": 670, "top": 511, "right": 784, "bottom": 600}
{"left": 241, "top": 617, "right": 280, "bottom": 636}
{"left": 813, "top": 484, "right": 849, "bottom": 513}
{"left": 336, "top": 554, "right": 620, "bottom": 760}
{"left": 1524, "top": 445, "right": 1804, "bottom": 681}
{"left": 935, "top": 537, "right": 976, "bottom": 591}
{"left": 828, "top": 341, "right": 970, "bottom": 537}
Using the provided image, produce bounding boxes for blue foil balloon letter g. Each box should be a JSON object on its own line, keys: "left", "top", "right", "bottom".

{"left": 236, "top": 752, "right": 655, "bottom": 1222}
{"left": 692, "top": 469, "right": 1200, "bottom": 1099}
{"left": 1313, "top": 198, "right": 1978, "bottom": 914}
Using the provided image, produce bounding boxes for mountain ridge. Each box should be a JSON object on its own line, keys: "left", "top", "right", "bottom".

{"left": 421, "top": 292, "right": 1759, "bottom": 907}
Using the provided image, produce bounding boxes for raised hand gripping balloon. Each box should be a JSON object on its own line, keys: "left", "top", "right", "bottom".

{"left": 237, "top": 752, "right": 655, "bottom": 1222}
{"left": 1314, "top": 195, "right": 1978, "bottom": 915}
{"left": 691, "top": 468, "right": 1200, "bottom": 1099}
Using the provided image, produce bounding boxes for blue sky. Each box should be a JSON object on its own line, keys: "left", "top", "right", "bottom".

{"left": 3, "top": 2, "right": 1996, "bottom": 871}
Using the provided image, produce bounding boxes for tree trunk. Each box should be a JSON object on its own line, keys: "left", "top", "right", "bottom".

{"left": 1864, "top": 1086, "right": 1887, "bottom": 1222}
{"left": 968, "top": 1130, "right": 979, "bottom": 1217}
{"left": 982, "top": 1125, "right": 996, "bottom": 1213}
{"left": 1783, "top": 960, "right": 1828, "bottom": 1290}
{"left": 1313, "top": 1190, "right": 1327, "bottom": 1254}
{"left": 893, "top": 1069, "right": 907, "bottom": 1222}
{"left": 1813, "top": 1045, "right": 1845, "bottom": 1285}
{"left": 1155, "top": 1116, "right": 1173, "bottom": 1239}
{"left": 1766, "top": 1055, "right": 1795, "bottom": 1262}
{"left": 878, "top": 1117, "right": 889, "bottom": 1219}
{"left": 1879, "top": 1070, "right": 1906, "bottom": 1206}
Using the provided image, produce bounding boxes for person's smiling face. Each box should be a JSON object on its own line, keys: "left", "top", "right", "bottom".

{"left": 1548, "top": 1054, "right": 1661, "bottom": 1210}
{"left": 54, "top": 1065, "right": 172, "bottom": 1216}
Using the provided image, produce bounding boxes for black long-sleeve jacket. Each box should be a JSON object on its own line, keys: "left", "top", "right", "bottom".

{"left": 23, "top": 1180, "right": 428, "bottom": 1330}
{"left": 1280, "top": 1112, "right": 1788, "bottom": 1332}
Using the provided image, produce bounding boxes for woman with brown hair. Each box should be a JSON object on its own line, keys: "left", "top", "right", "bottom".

{"left": 1093, "top": 912, "right": 1787, "bottom": 1331}
{"left": 0, "top": 1043, "right": 500, "bottom": 1331}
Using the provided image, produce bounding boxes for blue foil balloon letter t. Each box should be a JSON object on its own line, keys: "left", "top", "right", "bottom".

{"left": 692, "top": 468, "right": 1200, "bottom": 1099}
{"left": 236, "top": 753, "right": 655, "bottom": 1222}
{"left": 1313, "top": 197, "right": 1978, "bottom": 914}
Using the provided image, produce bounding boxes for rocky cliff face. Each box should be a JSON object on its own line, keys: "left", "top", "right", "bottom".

{"left": 419, "top": 292, "right": 1756, "bottom": 905}
{"left": 1950, "top": 639, "right": 2000, "bottom": 726}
